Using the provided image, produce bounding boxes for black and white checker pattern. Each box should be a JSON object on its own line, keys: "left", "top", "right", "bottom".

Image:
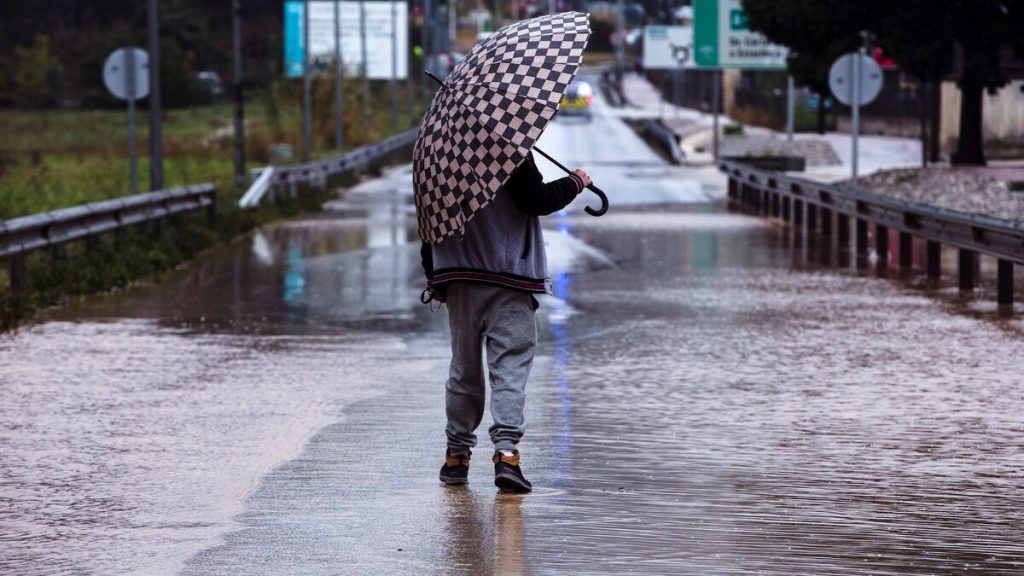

{"left": 413, "top": 11, "right": 590, "bottom": 244}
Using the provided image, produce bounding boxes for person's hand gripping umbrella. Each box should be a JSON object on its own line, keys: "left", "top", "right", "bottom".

{"left": 413, "top": 11, "right": 608, "bottom": 245}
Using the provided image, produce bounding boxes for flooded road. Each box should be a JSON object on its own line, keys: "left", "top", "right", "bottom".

{"left": 2, "top": 74, "right": 1023, "bottom": 575}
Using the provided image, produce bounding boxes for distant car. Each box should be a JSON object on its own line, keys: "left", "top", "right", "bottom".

{"left": 196, "top": 70, "right": 224, "bottom": 97}
{"left": 559, "top": 80, "right": 594, "bottom": 121}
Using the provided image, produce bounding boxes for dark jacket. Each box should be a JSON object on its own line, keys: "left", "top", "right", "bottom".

{"left": 421, "top": 152, "right": 584, "bottom": 294}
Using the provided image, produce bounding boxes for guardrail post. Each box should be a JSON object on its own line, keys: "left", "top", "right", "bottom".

{"left": 10, "top": 255, "right": 25, "bottom": 302}
{"left": 899, "top": 232, "right": 913, "bottom": 270}
{"left": 806, "top": 204, "right": 818, "bottom": 231}
{"left": 793, "top": 200, "right": 803, "bottom": 226}
{"left": 926, "top": 241, "right": 941, "bottom": 279}
{"left": 856, "top": 219, "right": 869, "bottom": 253}
{"left": 876, "top": 224, "right": 889, "bottom": 268}
{"left": 206, "top": 189, "right": 217, "bottom": 224}
{"left": 837, "top": 214, "right": 850, "bottom": 246}
{"left": 998, "top": 259, "right": 1013, "bottom": 307}
{"left": 728, "top": 178, "right": 738, "bottom": 200}
{"left": 958, "top": 249, "right": 977, "bottom": 292}
{"left": 772, "top": 193, "right": 780, "bottom": 218}
{"left": 821, "top": 208, "right": 833, "bottom": 237}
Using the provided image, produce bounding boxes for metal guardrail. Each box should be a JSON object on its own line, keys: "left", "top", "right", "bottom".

{"left": 1, "top": 183, "right": 216, "bottom": 295}
{"left": 239, "top": 128, "right": 418, "bottom": 208}
{"left": 720, "top": 159, "right": 1024, "bottom": 307}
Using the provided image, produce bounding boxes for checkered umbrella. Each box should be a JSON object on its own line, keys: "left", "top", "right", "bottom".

{"left": 413, "top": 11, "right": 606, "bottom": 244}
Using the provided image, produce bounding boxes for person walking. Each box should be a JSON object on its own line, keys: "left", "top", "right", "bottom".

{"left": 421, "top": 153, "right": 592, "bottom": 493}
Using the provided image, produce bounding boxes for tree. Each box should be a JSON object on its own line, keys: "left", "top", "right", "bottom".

{"left": 875, "top": 0, "right": 1022, "bottom": 165}
{"left": 13, "top": 34, "right": 63, "bottom": 104}
{"left": 745, "top": 0, "right": 1024, "bottom": 165}
{"left": 743, "top": 0, "right": 876, "bottom": 134}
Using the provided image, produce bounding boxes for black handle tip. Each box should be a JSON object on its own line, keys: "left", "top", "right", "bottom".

{"left": 584, "top": 185, "right": 609, "bottom": 217}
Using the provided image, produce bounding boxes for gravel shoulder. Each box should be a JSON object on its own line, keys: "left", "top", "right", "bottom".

{"left": 849, "top": 166, "right": 1024, "bottom": 222}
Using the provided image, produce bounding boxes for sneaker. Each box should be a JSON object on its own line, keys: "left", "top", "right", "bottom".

{"left": 439, "top": 449, "right": 470, "bottom": 485}
{"left": 493, "top": 450, "right": 532, "bottom": 493}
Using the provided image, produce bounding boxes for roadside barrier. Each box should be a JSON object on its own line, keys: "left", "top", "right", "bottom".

{"left": 721, "top": 159, "right": 1024, "bottom": 309}
{"left": 239, "top": 128, "right": 418, "bottom": 208}
{"left": 1, "top": 184, "right": 216, "bottom": 300}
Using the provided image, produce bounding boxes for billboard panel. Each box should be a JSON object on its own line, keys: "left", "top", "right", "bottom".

{"left": 285, "top": 0, "right": 409, "bottom": 80}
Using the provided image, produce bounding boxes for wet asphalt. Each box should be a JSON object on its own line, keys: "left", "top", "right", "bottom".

{"left": 2, "top": 76, "right": 1023, "bottom": 575}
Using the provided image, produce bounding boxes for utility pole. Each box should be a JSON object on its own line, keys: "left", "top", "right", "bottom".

{"left": 334, "top": 0, "right": 344, "bottom": 151}
{"left": 615, "top": 0, "right": 625, "bottom": 89}
{"left": 302, "top": 0, "right": 312, "bottom": 161}
{"left": 391, "top": 0, "right": 399, "bottom": 129}
{"left": 423, "top": 0, "right": 432, "bottom": 101}
{"left": 360, "top": 0, "right": 370, "bottom": 128}
{"left": 232, "top": 0, "right": 246, "bottom": 187}
{"left": 147, "top": 0, "right": 164, "bottom": 190}
{"left": 406, "top": 6, "right": 414, "bottom": 126}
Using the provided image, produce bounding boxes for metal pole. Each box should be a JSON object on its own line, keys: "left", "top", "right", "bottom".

{"left": 126, "top": 49, "right": 138, "bottom": 196}
{"left": 851, "top": 53, "right": 860, "bottom": 184}
{"left": 360, "top": 0, "right": 370, "bottom": 126}
{"left": 233, "top": 0, "right": 246, "bottom": 186}
{"left": 615, "top": 0, "right": 625, "bottom": 88}
{"left": 673, "top": 67, "right": 679, "bottom": 119}
{"left": 302, "top": 0, "right": 312, "bottom": 161}
{"left": 391, "top": 0, "right": 399, "bottom": 129}
{"left": 786, "top": 74, "right": 795, "bottom": 142}
{"left": 712, "top": 69, "right": 721, "bottom": 161}
{"left": 334, "top": 0, "right": 344, "bottom": 151}
{"left": 407, "top": 7, "right": 414, "bottom": 127}
{"left": 423, "top": 0, "right": 432, "bottom": 100}
{"left": 147, "top": 0, "right": 164, "bottom": 190}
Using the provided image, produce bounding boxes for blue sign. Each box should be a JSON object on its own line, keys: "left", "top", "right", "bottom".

{"left": 284, "top": 1, "right": 304, "bottom": 78}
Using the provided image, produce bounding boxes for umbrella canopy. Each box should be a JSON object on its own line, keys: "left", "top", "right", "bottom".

{"left": 413, "top": 11, "right": 591, "bottom": 244}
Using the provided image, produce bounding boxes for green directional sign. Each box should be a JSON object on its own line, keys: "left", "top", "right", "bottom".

{"left": 694, "top": 0, "right": 787, "bottom": 69}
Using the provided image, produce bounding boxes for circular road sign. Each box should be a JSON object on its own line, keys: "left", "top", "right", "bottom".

{"left": 828, "top": 52, "right": 882, "bottom": 107}
{"left": 103, "top": 47, "right": 149, "bottom": 101}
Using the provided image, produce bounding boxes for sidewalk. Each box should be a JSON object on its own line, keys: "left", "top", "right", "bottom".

{"left": 611, "top": 73, "right": 924, "bottom": 181}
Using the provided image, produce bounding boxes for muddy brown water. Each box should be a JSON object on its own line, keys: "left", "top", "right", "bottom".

{"left": 3, "top": 187, "right": 1022, "bottom": 574}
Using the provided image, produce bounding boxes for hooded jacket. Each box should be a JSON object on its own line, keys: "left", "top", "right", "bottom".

{"left": 421, "top": 152, "right": 584, "bottom": 294}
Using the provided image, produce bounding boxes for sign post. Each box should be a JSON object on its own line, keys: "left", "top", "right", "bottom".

{"left": 829, "top": 52, "right": 882, "bottom": 184}
{"left": 103, "top": 47, "right": 149, "bottom": 195}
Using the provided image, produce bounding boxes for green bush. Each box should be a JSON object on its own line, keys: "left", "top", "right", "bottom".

{"left": 723, "top": 123, "right": 745, "bottom": 136}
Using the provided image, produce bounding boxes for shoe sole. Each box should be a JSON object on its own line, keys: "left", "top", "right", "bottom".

{"left": 439, "top": 475, "right": 468, "bottom": 485}
{"left": 494, "top": 472, "right": 532, "bottom": 493}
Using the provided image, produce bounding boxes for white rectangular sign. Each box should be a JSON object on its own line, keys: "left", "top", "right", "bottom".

{"left": 642, "top": 26, "right": 699, "bottom": 70}
{"left": 285, "top": 0, "right": 408, "bottom": 80}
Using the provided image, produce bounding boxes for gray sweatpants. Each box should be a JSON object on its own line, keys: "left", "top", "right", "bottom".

{"left": 444, "top": 282, "right": 538, "bottom": 455}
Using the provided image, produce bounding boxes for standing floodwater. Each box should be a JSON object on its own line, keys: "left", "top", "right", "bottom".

{"left": 3, "top": 76, "right": 1023, "bottom": 575}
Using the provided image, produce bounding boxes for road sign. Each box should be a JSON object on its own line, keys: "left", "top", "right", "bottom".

{"left": 103, "top": 47, "right": 149, "bottom": 101}
{"left": 642, "top": 26, "right": 699, "bottom": 70}
{"left": 828, "top": 53, "right": 882, "bottom": 106}
{"left": 284, "top": 0, "right": 408, "bottom": 80}
{"left": 692, "top": 0, "right": 787, "bottom": 69}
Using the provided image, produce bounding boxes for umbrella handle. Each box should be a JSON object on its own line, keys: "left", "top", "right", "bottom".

{"left": 584, "top": 184, "right": 609, "bottom": 217}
